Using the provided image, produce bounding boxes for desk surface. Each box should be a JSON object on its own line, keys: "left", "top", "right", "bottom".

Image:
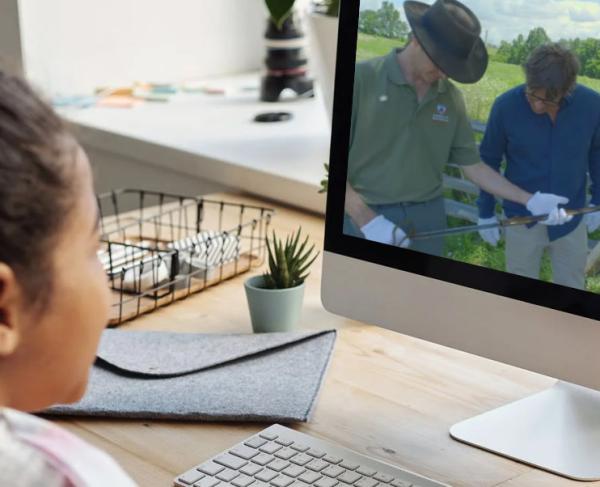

{"left": 60, "top": 73, "right": 330, "bottom": 213}
{"left": 57, "top": 193, "right": 592, "bottom": 487}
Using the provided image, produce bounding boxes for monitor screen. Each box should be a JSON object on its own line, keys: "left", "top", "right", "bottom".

{"left": 325, "top": 0, "right": 600, "bottom": 321}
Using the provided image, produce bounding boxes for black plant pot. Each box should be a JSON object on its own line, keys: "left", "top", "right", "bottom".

{"left": 260, "top": 15, "right": 314, "bottom": 102}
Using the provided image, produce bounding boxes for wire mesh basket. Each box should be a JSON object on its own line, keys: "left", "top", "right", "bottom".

{"left": 97, "top": 189, "right": 274, "bottom": 326}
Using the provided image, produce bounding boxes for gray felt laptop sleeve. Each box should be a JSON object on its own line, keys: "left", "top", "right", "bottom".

{"left": 45, "top": 329, "right": 337, "bottom": 423}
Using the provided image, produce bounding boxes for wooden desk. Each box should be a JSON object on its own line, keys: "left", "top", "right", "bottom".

{"left": 57, "top": 193, "right": 589, "bottom": 487}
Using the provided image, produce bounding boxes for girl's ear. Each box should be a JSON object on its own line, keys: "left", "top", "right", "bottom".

{"left": 0, "top": 263, "right": 22, "bottom": 356}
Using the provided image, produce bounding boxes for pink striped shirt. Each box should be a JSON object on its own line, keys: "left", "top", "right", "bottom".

{"left": 0, "top": 408, "right": 137, "bottom": 487}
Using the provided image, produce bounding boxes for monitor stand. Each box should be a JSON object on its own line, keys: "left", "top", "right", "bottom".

{"left": 450, "top": 381, "right": 600, "bottom": 481}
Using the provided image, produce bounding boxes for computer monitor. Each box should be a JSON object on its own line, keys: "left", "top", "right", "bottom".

{"left": 322, "top": 0, "right": 600, "bottom": 481}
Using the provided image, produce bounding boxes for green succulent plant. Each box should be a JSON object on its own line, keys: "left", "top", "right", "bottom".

{"left": 263, "top": 228, "right": 319, "bottom": 289}
{"left": 265, "top": 0, "right": 296, "bottom": 29}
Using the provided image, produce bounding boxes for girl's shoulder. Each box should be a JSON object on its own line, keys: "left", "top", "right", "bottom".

{"left": 1, "top": 407, "right": 137, "bottom": 487}
{"left": 0, "top": 408, "right": 65, "bottom": 487}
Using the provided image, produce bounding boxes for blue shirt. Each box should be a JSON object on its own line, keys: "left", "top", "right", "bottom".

{"left": 477, "top": 84, "right": 600, "bottom": 241}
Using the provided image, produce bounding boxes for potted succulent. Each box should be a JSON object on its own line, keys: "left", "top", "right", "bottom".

{"left": 244, "top": 228, "right": 319, "bottom": 333}
{"left": 307, "top": 0, "right": 340, "bottom": 123}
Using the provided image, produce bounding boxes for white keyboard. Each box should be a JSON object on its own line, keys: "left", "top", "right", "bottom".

{"left": 174, "top": 425, "right": 448, "bottom": 487}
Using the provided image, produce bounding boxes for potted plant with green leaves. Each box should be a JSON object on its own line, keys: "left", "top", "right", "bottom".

{"left": 244, "top": 228, "right": 319, "bottom": 333}
{"left": 307, "top": 0, "right": 340, "bottom": 123}
{"left": 261, "top": 0, "right": 313, "bottom": 102}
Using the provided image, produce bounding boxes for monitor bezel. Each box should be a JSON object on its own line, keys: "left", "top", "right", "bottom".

{"left": 324, "top": 0, "right": 600, "bottom": 322}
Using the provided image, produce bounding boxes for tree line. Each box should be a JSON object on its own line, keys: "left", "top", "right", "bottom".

{"left": 357, "top": 4, "right": 600, "bottom": 81}
{"left": 494, "top": 27, "right": 600, "bottom": 79}
{"left": 358, "top": 1, "right": 408, "bottom": 39}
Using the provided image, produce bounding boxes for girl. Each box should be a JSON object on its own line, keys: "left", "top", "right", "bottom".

{"left": 0, "top": 73, "right": 136, "bottom": 486}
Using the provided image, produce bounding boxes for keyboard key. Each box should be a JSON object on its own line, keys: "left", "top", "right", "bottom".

{"left": 275, "top": 437, "right": 294, "bottom": 447}
{"left": 268, "top": 459, "right": 291, "bottom": 472}
{"left": 199, "top": 462, "right": 226, "bottom": 476}
{"left": 232, "top": 474, "right": 255, "bottom": 487}
{"left": 290, "top": 481, "right": 311, "bottom": 487}
{"left": 245, "top": 437, "right": 269, "bottom": 449}
{"left": 373, "top": 473, "right": 394, "bottom": 483}
{"left": 271, "top": 474, "right": 295, "bottom": 487}
{"left": 322, "top": 466, "right": 345, "bottom": 478}
{"left": 298, "top": 470, "right": 322, "bottom": 484}
{"left": 355, "top": 479, "right": 378, "bottom": 487}
{"left": 194, "top": 477, "right": 221, "bottom": 487}
{"left": 314, "top": 477, "right": 338, "bottom": 487}
{"left": 260, "top": 443, "right": 283, "bottom": 455}
{"left": 215, "top": 453, "right": 248, "bottom": 470}
{"left": 275, "top": 448, "right": 297, "bottom": 460}
{"left": 231, "top": 445, "right": 260, "bottom": 460}
{"left": 290, "top": 454, "right": 312, "bottom": 466}
{"left": 338, "top": 472, "right": 362, "bottom": 484}
{"left": 306, "top": 460, "right": 329, "bottom": 472}
{"left": 306, "top": 449, "right": 326, "bottom": 459}
{"left": 256, "top": 469, "right": 279, "bottom": 483}
{"left": 323, "top": 456, "right": 342, "bottom": 465}
{"left": 339, "top": 462, "right": 359, "bottom": 471}
{"left": 252, "top": 453, "right": 275, "bottom": 466}
{"left": 178, "top": 469, "right": 205, "bottom": 485}
{"left": 281, "top": 465, "right": 306, "bottom": 478}
{"left": 240, "top": 463, "right": 263, "bottom": 476}
{"left": 253, "top": 482, "right": 271, "bottom": 487}
{"left": 290, "top": 443, "right": 310, "bottom": 453}
{"left": 390, "top": 481, "right": 412, "bottom": 487}
{"left": 356, "top": 467, "right": 376, "bottom": 477}
{"left": 217, "top": 469, "right": 240, "bottom": 482}
{"left": 260, "top": 432, "right": 279, "bottom": 441}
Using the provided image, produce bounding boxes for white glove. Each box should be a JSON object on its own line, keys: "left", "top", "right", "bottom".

{"left": 477, "top": 216, "right": 501, "bottom": 246}
{"left": 585, "top": 205, "right": 600, "bottom": 233}
{"left": 360, "top": 215, "right": 410, "bottom": 248}
{"left": 526, "top": 191, "right": 572, "bottom": 225}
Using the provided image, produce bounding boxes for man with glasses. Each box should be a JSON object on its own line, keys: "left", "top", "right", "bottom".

{"left": 477, "top": 43, "right": 600, "bottom": 289}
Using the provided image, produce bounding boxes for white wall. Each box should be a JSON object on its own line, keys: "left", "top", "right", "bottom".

{"left": 18, "top": 0, "right": 269, "bottom": 96}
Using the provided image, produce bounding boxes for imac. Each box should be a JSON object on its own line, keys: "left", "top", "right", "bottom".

{"left": 322, "top": 0, "right": 600, "bottom": 481}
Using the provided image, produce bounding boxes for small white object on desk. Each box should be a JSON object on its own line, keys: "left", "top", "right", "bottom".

{"left": 121, "top": 260, "right": 170, "bottom": 293}
{"left": 168, "top": 230, "right": 240, "bottom": 275}
{"left": 98, "top": 241, "right": 150, "bottom": 275}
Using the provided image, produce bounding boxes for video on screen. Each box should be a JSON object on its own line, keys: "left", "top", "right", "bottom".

{"left": 344, "top": 0, "right": 600, "bottom": 291}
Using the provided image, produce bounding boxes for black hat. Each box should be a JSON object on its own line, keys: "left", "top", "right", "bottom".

{"left": 404, "top": 0, "right": 488, "bottom": 84}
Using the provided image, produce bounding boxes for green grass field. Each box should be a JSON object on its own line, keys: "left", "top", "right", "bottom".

{"left": 356, "top": 33, "right": 600, "bottom": 291}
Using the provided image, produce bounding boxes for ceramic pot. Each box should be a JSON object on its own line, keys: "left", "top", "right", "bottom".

{"left": 244, "top": 275, "right": 305, "bottom": 333}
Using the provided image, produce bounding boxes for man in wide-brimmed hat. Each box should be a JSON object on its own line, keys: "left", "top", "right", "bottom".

{"left": 477, "top": 43, "right": 600, "bottom": 290}
{"left": 344, "top": 0, "right": 571, "bottom": 257}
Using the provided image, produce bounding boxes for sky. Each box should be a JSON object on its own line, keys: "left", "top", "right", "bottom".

{"left": 359, "top": 0, "right": 600, "bottom": 45}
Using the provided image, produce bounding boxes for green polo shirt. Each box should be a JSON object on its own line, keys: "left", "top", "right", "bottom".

{"left": 348, "top": 48, "right": 480, "bottom": 205}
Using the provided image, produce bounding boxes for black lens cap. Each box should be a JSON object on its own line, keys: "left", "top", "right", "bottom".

{"left": 253, "top": 112, "right": 293, "bottom": 123}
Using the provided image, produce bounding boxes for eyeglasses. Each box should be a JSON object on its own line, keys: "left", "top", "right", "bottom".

{"left": 525, "top": 89, "right": 561, "bottom": 108}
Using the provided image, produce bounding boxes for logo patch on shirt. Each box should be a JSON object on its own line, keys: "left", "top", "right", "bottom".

{"left": 432, "top": 104, "right": 449, "bottom": 123}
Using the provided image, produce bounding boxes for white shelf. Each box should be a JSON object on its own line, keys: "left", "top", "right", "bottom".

{"left": 62, "top": 73, "right": 331, "bottom": 213}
